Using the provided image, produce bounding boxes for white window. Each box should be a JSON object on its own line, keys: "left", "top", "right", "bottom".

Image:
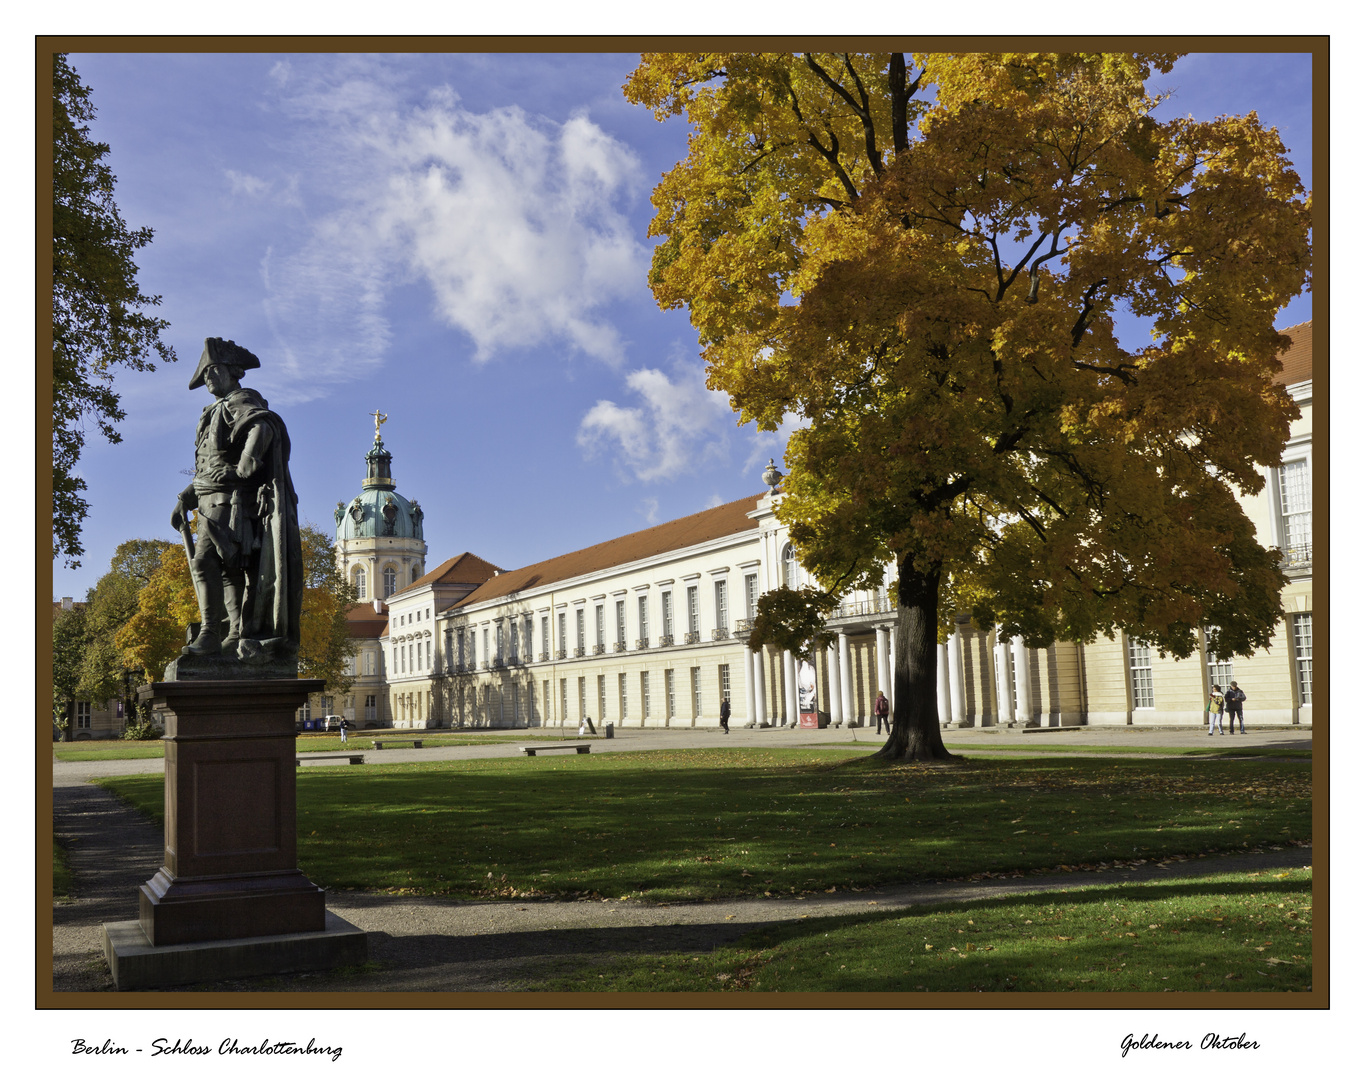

{"left": 353, "top": 566, "right": 367, "bottom": 598}
{"left": 483, "top": 629, "right": 490, "bottom": 664}
{"left": 75, "top": 701, "right": 91, "bottom": 729}
{"left": 541, "top": 616, "right": 549, "bottom": 657}
{"left": 745, "top": 573, "right": 758, "bottom": 619}
{"left": 662, "top": 592, "right": 674, "bottom": 637}
{"left": 365, "top": 695, "right": 376, "bottom": 722}
{"left": 1279, "top": 459, "right": 1311, "bottom": 567}
{"left": 619, "top": 672, "right": 628, "bottom": 720}
{"left": 383, "top": 566, "right": 397, "bottom": 597}
{"left": 558, "top": 612, "right": 567, "bottom": 657}
{"left": 1293, "top": 613, "right": 1312, "bottom": 706}
{"left": 641, "top": 672, "right": 651, "bottom": 719}
{"left": 364, "top": 650, "right": 376, "bottom": 676}
{"left": 638, "top": 595, "right": 649, "bottom": 644}
{"left": 560, "top": 679, "right": 569, "bottom": 724}
{"left": 598, "top": 674, "right": 607, "bottom": 722}
{"left": 1128, "top": 638, "right": 1154, "bottom": 709}
{"left": 1204, "top": 627, "right": 1234, "bottom": 690}
{"left": 509, "top": 620, "right": 518, "bottom": 661}
{"left": 714, "top": 580, "right": 728, "bottom": 631}
{"left": 687, "top": 585, "right": 700, "bottom": 635}
{"left": 497, "top": 623, "right": 505, "bottom": 662}
{"left": 666, "top": 669, "right": 676, "bottom": 719}
{"left": 595, "top": 604, "right": 605, "bottom": 649}
{"left": 523, "top": 615, "right": 532, "bottom": 659}
{"left": 616, "top": 600, "right": 626, "bottom": 645}
{"left": 782, "top": 543, "right": 798, "bottom": 589}
{"left": 719, "top": 663, "right": 732, "bottom": 703}
{"left": 579, "top": 676, "right": 587, "bottom": 721}
{"left": 691, "top": 667, "right": 702, "bottom": 719}
{"left": 576, "top": 609, "right": 586, "bottom": 653}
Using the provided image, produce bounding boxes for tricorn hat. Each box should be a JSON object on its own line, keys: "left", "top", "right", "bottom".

{"left": 188, "top": 337, "right": 261, "bottom": 390}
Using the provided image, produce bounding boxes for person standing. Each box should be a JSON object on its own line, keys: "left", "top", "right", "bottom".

{"left": 338, "top": 716, "right": 349, "bottom": 744}
{"left": 874, "top": 691, "right": 891, "bottom": 734}
{"left": 1206, "top": 685, "right": 1225, "bottom": 735}
{"left": 719, "top": 697, "right": 731, "bottom": 734}
{"left": 1225, "top": 682, "right": 1247, "bottom": 733}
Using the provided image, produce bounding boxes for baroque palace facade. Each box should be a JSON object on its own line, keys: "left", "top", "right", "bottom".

{"left": 327, "top": 322, "right": 1314, "bottom": 733}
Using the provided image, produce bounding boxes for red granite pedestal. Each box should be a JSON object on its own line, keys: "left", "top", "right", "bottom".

{"left": 102, "top": 678, "right": 366, "bottom": 989}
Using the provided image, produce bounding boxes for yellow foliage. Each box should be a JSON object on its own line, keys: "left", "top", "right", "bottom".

{"left": 626, "top": 51, "right": 1310, "bottom": 662}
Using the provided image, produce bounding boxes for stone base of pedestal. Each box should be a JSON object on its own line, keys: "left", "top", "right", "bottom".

{"left": 140, "top": 868, "right": 326, "bottom": 946}
{"left": 103, "top": 910, "right": 367, "bottom": 990}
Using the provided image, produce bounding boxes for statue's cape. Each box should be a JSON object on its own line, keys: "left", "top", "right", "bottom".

{"left": 222, "top": 389, "right": 303, "bottom": 653}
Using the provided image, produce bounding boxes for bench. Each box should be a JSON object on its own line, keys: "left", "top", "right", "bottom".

{"left": 296, "top": 754, "right": 365, "bottom": 766}
{"left": 371, "top": 739, "right": 424, "bottom": 749}
{"left": 520, "top": 743, "right": 592, "bottom": 757}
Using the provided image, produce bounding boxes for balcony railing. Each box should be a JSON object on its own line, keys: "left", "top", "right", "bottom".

{"left": 593, "top": 643, "right": 606, "bottom": 655}
{"left": 635, "top": 638, "right": 651, "bottom": 650}
{"left": 711, "top": 627, "right": 730, "bottom": 640}
{"left": 556, "top": 649, "right": 567, "bottom": 660}
{"left": 1281, "top": 542, "right": 1312, "bottom": 572}
{"left": 538, "top": 652, "right": 550, "bottom": 663}
{"left": 734, "top": 617, "right": 754, "bottom": 636}
{"left": 613, "top": 641, "right": 627, "bottom": 653}
{"left": 829, "top": 592, "right": 895, "bottom": 621}
{"left": 683, "top": 631, "right": 701, "bottom": 645}
{"left": 573, "top": 646, "right": 586, "bottom": 658}
{"left": 657, "top": 634, "right": 674, "bottom": 647}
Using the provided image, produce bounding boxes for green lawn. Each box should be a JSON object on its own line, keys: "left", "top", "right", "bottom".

{"left": 97, "top": 747, "right": 1311, "bottom": 903}
{"left": 941, "top": 743, "right": 1312, "bottom": 758}
{"left": 52, "top": 730, "right": 571, "bottom": 761}
{"left": 550, "top": 868, "right": 1313, "bottom": 993}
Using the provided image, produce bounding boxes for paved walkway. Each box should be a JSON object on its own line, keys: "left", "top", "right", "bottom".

{"left": 49, "top": 725, "right": 1313, "bottom": 993}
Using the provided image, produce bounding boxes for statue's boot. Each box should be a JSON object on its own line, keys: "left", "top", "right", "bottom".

{"left": 221, "top": 570, "right": 245, "bottom": 653}
{"left": 184, "top": 570, "right": 226, "bottom": 656}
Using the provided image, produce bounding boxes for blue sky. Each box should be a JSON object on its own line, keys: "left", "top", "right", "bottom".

{"left": 51, "top": 50, "right": 1314, "bottom": 600}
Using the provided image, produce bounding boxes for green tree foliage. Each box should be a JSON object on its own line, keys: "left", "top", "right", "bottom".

{"left": 626, "top": 52, "right": 1311, "bottom": 759}
{"left": 52, "top": 53, "right": 176, "bottom": 567}
{"left": 298, "top": 523, "right": 359, "bottom": 695}
{"left": 52, "top": 605, "right": 89, "bottom": 738}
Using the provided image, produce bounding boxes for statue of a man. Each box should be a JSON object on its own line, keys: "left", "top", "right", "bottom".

{"left": 170, "top": 338, "right": 302, "bottom": 668}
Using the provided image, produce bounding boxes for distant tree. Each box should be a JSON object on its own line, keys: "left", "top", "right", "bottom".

{"left": 52, "top": 605, "right": 89, "bottom": 740}
{"left": 116, "top": 542, "right": 199, "bottom": 682}
{"left": 77, "top": 539, "right": 177, "bottom": 706}
{"left": 298, "top": 523, "right": 359, "bottom": 696}
{"left": 627, "top": 52, "right": 1311, "bottom": 760}
{"left": 52, "top": 53, "right": 176, "bottom": 567}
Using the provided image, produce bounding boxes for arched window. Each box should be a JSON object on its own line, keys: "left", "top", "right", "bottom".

{"left": 782, "top": 543, "right": 798, "bottom": 589}
{"left": 353, "top": 565, "right": 367, "bottom": 599}
{"left": 412, "top": 566, "right": 421, "bottom": 584}
{"left": 383, "top": 566, "right": 397, "bottom": 597}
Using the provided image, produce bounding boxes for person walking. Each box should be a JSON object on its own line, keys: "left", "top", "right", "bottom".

{"left": 1206, "top": 685, "right": 1225, "bottom": 735}
{"left": 719, "top": 697, "right": 731, "bottom": 734}
{"left": 874, "top": 691, "right": 891, "bottom": 734}
{"left": 338, "top": 716, "right": 349, "bottom": 744}
{"left": 1225, "top": 682, "right": 1247, "bottom": 733}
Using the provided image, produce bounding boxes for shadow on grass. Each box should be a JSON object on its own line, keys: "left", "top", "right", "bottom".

{"left": 97, "top": 749, "right": 1312, "bottom": 904}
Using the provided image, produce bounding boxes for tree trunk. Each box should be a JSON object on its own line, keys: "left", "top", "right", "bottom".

{"left": 874, "top": 559, "right": 956, "bottom": 761}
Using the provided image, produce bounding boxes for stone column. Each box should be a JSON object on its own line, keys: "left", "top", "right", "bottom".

{"left": 782, "top": 649, "right": 798, "bottom": 727}
{"left": 838, "top": 632, "right": 855, "bottom": 726}
{"left": 874, "top": 626, "right": 891, "bottom": 705}
{"left": 937, "top": 642, "right": 951, "bottom": 726}
{"left": 753, "top": 647, "right": 769, "bottom": 726}
{"left": 745, "top": 647, "right": 758, "bottom": 727}
{"left": 993, "top": 628, "right": 1014, "bottom": 727}
{"left": 888, "top": 626, "right": 897, "bottom": 708}
{"left": 947, "top": 630, "right": 967, "bottom": 726}
{"left": 826, "top": 641, "right": 843, "bottom": 726}
{"left": 1011, "top": 636, "right": 1034, "bottom": 726}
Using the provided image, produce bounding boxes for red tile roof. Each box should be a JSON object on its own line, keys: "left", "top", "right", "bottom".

{"left": 454, "top": 493, "right": 765, "bottom": 608}
{"left": 345, "top": 601, "right": 389, "bottom": 639}
{"left": 1275, "top": 320, "right": 1312, "bottom": 386}
{"left": 388, "top": 552, "right": 503, "bottom": 600}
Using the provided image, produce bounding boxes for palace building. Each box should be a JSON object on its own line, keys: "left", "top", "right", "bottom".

{"left": 327, "top": 322, "right": 1314, "bottom": 733}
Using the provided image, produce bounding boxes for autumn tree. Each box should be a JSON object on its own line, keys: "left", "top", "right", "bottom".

{"left": 626, "top": 52, "right": 1311, "bottom": 760}
{"left": 298, "top": 523, "right": 358, "bottom": 696}
{"left": 77, "top": 539, "right": 178, "bottom": 709}
{"left": 116, "top": 542, "right": 199, "bottom": 682}
{"left": 52, "top": 53, "right": 177, "bottom": 567}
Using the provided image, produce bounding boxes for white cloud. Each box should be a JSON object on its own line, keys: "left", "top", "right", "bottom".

{"left": 248, "top": 58, "right": 648, "bottom": 398}
{"left": 578, "top": 361, "right": 734, "bottom": 483}
{"left": 744, "top": 412, "right": 809, "bottom": 473}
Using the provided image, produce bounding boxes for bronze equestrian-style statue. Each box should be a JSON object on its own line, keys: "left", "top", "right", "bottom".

{"left": 168, "top": 337, "right": 303, "bottom": 678}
